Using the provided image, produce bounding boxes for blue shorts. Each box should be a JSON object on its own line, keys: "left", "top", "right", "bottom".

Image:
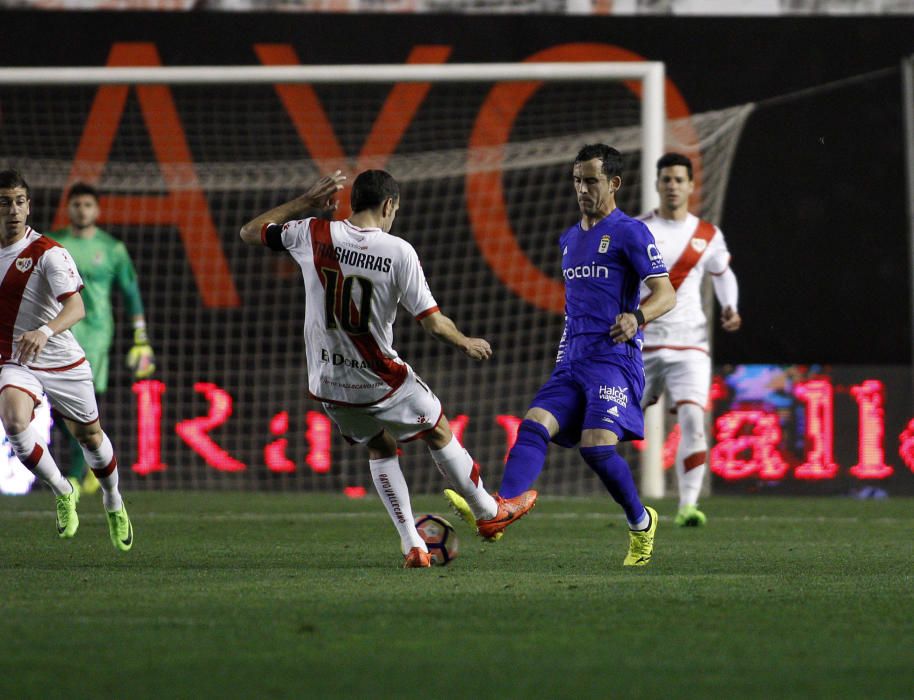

{"left": 529, "top": 357, "right": 645, "bottom": 447}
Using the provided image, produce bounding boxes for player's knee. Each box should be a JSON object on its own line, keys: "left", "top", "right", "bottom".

{"left": 580, "top": 428, "right": 619, "bottom": 448}
{"left": 420, "top": 416, "right": 453, "bottom": 450}
{"left": 0, "top": 398, "right": 32, "bottom": 435}
{"left": 70, "top": 421, "right": 103, "bottom": 449}
{"left": 367, "top": 430, "right": 398, "bottom": 459}
{"left": 523, "top": 408, "right": 559, "bottom": 436}
{"left": 0, "top": 413, "right": 30, "bottom": 436}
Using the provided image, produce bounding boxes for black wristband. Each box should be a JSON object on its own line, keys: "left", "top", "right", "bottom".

{"left": 633, "top": 308, "right": 646, "bottom": 326}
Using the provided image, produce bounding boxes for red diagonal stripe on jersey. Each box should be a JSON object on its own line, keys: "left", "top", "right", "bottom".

{"left": 640, "top": 219, "right": 717, "bottom": 310}
{"left": 0, "top": 235, "right": 58, "bottom": 361}
{"left": 309, "top": 219, "right": 407, "bottom": 391}
{"left": 667, "top": 219, "right": 716, "bottom": 291}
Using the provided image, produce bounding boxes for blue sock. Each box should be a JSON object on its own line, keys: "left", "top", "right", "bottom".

{"left": 579, "top": 445, "right": 646, "bottom": 525}
{"left": 499, "top": 420, "right": 551, "bottom": 498}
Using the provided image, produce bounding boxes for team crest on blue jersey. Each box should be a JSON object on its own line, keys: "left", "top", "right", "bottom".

{"left": 598, "top": 235, "right": 611, "bottom": 253}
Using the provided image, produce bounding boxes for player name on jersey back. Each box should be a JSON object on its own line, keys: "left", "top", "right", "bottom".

{"left": 313, "top": 239, "right": 393, "bottom": 274}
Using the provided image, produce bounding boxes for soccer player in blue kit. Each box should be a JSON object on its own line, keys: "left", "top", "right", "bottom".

{"left": 447, "top": 144, "right": 676, "bottom": 566}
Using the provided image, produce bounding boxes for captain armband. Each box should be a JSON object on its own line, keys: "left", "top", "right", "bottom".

{"left": 262, "top": 223, "right": 286, "bottom": 252}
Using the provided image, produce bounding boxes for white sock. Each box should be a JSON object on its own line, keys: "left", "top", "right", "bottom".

{"left": 429, "top": 437, "right": 498, "bottom": 520}
{"left": 7, "top": 427, "right": 72, "bottom": 496}
{"left": 80, "top": 432, "right": 123, "bottom": 512}
{"left": 369, "top": 456, "right": 426, "bottom": 554}
{"left": 629, "top": 508, "right": 651, "bottom": 531}
{"left": 676, "top": 403, "right": 707, "bottom": 509}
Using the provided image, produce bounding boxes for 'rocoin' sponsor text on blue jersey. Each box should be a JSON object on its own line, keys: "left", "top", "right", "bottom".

{"left": 556, "top": 208, "right": 668, "bottom": 364}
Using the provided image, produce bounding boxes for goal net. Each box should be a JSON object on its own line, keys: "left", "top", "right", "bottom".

{"left": 0, "top": 60, "right": 752, "bottom": 496}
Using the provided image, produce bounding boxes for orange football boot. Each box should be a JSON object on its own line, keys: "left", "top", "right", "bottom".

{"left": 403, "top": 547, "right": 432, "bottom": 568}
{"left": 476, "top": 490, "right": 538, "bottom": 540}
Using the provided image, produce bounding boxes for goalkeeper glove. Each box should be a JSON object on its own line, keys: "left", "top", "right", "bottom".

{"left": 126, "top": 327, "right": 156, "bottom": 379}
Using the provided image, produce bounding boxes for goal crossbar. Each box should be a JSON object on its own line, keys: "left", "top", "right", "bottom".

{"left": 0, "top": 62, "right": 663, "bottom": 85}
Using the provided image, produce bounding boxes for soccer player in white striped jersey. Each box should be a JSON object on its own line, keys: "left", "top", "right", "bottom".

{"left": 240, "top": 169, "right": 536, "bottom": 568}
{"left": 638, "top": 153, "right": 742, "bottom": 527}
{"left": 0, "top": 170, "right": 133, "bottom": 550}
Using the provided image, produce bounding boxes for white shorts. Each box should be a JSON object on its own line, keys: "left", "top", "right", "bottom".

{"left": 322, "top": 370, "right": 443, "bottom": 444}
{"left": 0, "top": 361, "right": 99, "bottom": 425}
{"left": 641, "top": 348, "right": 711, "bottom": 411}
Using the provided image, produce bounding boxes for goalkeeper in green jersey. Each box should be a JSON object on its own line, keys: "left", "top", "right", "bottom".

{"left": 49, "top": 183, "right": 155, "bottom": 494}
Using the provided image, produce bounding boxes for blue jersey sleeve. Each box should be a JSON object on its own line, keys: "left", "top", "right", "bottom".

{"left": 624, "top": 221, "right": 668, "bottom": 280}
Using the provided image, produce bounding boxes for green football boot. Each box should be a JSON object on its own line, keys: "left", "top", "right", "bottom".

{"left": 443, "top": 488, "right": 504, "bottom": 542}
{"left": 55, "top": 483, "right": 80, "bottom": 539}
{"left": 674, "top": 505, "right": 707, "bottom": 527}
{"left": 623, "top": 506, "right": 657, "bottom": 567}
{"left": 106, "top": 505, "right": 134, "bottom": 552}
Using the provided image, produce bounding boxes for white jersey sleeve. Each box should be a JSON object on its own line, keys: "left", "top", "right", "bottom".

{"left": 41, "top": 246, "right": 84, "bottom": 301}
{"left": 279, "top": 217, "right": 314, "bottom": 256}
{"left": 705, "top": 227, "right": 731, "bottom": 276}
{"left": 394, "top": 241, "right": 438, "bottom": 319}
{"left": 712, "top": 266, "right": 739, "bottom": 310}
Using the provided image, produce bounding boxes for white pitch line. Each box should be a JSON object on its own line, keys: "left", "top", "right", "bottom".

{"left": 0, "top": 510, "right": 909, "bottom": 524}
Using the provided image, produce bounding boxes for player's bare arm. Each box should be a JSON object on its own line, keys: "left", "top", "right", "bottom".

{"left": 419, "top": 311, "right": 492, "bottom": 361}
{"left": 610, "top": 274, "right": 675, "bottom": 343}
{"left": 239, "top": 170, "right": 347, "bottom": 245}
{"left": 13, "top": 292, "right": 85, "bottom": 364}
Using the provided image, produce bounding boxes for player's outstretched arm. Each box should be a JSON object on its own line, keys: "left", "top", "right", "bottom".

{"left": 239, "top": 170, "right": 346, "bottom": 246}
{"left": 419, "top": 311, "right": 492, "bottom": 361}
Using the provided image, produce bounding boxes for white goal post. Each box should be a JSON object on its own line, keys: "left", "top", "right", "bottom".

{"left": 904, "top": 54, "right": 914, "bottom": 405}
{"left": 0, "top": 60, "right": 675, "bottom": 495}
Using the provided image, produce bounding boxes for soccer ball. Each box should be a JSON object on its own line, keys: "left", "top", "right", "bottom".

{"left": 414, "top": 514, "right": 459, "bottom": 566}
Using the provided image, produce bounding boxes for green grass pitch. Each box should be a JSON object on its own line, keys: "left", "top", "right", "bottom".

{"left": 1, "top": 492, "right": 912, "bottom": 699}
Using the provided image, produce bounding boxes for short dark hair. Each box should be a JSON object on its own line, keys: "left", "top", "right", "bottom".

{"left": 656, "top": 152, "right": 693, "bottom": 180}
{"left": 350, "top": 170, "right": 400, "bottom": 213}
{"left": 574, "top": 144, "right": 624, "bottom": 179}
{"left": 67, "top": 182, "right": 100, "bottom": 202}
{"left": 0, "top": 169, "right": 31, "bottom": 199}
